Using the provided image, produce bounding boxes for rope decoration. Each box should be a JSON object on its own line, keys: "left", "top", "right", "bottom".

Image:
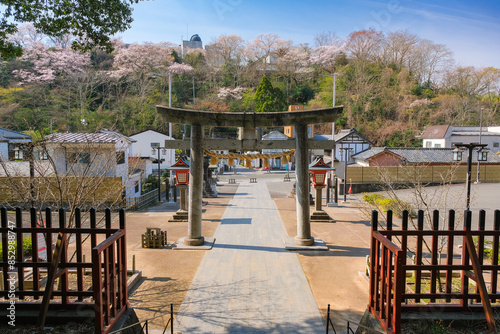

{"left": 204, "top": 149, "right": 295, "bottom": 168}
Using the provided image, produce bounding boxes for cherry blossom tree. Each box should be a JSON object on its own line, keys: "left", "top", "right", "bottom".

{"left": 217, "top": 86, "right": 245, "bottom": 100}
{"left": 168, "top": 63, "right": 194, "bottom": 75}
{"left": 110, "top": 42, "right": 176, "bottom": 79}
{"left": 13, "top": 44, "right": 90, "bottom": 84}
{"left": 310, "top": 43, "right": 345, "bottom": 74}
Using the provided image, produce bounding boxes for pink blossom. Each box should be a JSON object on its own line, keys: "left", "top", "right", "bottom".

{"left": 310, "top": 44, "right": 346, "bottom": 72}
{"left": 110, "top": 42, "right": 175, "bottom": 78}
{"left": 13, "top": 44, "right": 90, "bottom": 84}
{"left": 217, "top": 87, "right": 245, "bottom": 100}
{"left": 168, "top": 63, "right": 194, "bottom": 75}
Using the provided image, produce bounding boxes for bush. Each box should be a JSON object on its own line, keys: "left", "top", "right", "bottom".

{"left": 0, "top": 237, "right": 33, "bottom": 259}
{"left": 362, "top": 193, "right": 384, "bottom": 205}
{"left": 142, "top": 174, "right": 159, "bottom": 194}
{"left": 364, "top": 194, "right": 415, "bottom": 218}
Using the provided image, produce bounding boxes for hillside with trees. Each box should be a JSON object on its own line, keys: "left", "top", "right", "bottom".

{"left": 0, "top": 26, "right": 498, "bottom": 146}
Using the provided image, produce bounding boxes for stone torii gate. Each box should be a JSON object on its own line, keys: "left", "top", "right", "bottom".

{"left": 157, "top": 106, "right": 342, "bottom": 247}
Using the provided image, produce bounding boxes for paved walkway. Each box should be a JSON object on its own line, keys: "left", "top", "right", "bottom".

{"left": 174, "top": 179, "right": 324, "bottom": 333}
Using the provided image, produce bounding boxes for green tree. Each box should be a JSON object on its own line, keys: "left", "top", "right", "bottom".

{"left": 255, "top": 75, "right": 285, "bottom": 112}
{"left": 0, "top": 0, "right": 143, "bottom": 58}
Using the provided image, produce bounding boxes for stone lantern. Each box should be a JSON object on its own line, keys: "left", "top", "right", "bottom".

{"left": 309, "top": 157, "right": 334, "bottom": 222}
{"left": 168, "top": 156, "right": 190, "bottom": 222}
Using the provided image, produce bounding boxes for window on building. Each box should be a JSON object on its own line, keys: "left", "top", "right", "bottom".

{"left": 425, "top": 141, "right": 432, "bottom": 148}
{"left": 14, "top": 150, "right": 23, "bottom": 160}
{"left": 435, "top": 144, "right": 441, "bottom": 148}
{"left": 494, "top": 142, "right": 499, "bottom": 148}
{"left": 34, "top": 149, "right": 48, "bottom": 160}
{"left": 151, "top": 142, "right": 160, "bottom": 148}
{"left": 135, "top": 181, "right": 140, "bottom": 193}
{"left": 70, "top": 153, "right": 90, "bottom": 164}
{"left": 8, "top": 144, "right": 24, "bottom": 161}
{"left": 116, "top": 151, "right": 125, "bottom": 164}
{"left": 478, "top": 150, "right": 488, "bottom": 161}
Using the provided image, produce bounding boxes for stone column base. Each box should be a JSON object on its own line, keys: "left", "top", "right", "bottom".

{"left": 168, "top": 210, "right": 188, "bottom": 222}
{"left": 294, "top": 236, "right": 314, "bottom": 246}
{"left": 184, "top": 236, "right": 205, "bottom": 246}
{"left": 310, "top": 210, "right": 334, "bottom": 222}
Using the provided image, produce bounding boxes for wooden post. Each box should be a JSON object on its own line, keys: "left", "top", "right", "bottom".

{"left": 37, "top": 209, "right": 68, "bottom": 328}
{"left": 465, "top": 234, "right": 497, "bottom": 333}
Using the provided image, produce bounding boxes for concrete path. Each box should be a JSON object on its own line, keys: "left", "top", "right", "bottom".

{"left": 174, "top": 179, "right": 324, "bottom": 333}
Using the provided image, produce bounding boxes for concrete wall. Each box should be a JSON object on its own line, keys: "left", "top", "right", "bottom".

{"left": 130, "top": 130, "right": 175, "bottom": 172}
{"left": 0, "top": 142, "right": 7, "bottom": 161}
{"left": 447, "top": 135, "right": 500, "bottom": 153}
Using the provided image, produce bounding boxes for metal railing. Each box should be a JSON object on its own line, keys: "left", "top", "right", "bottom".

{"left": 124, "top": 184, "right": 167, "bottom": 210}
{"left": 325, "top": 304, "right": 385, "bottom": 334}
{"left": 108, "top": 303, "right": 174, "bottom": 334}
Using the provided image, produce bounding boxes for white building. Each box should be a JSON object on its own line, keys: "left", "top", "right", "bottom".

{"left": 333, "top": 128, "right": 373, "bottom": 163}
{"left": 129, "top": 130, "right": 176, "bottom": 174}
{"left": 45, "top": 130, "right": 141, "bottom": 198}
{"left": 419, "top": 125, "right": 500, "bottom": 154}
{"left": 262, "top": 131, "right": 290, "bottom": 169}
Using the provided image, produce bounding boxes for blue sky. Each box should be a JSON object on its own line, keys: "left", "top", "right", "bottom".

{"left": 118, "top": 0, "right": 500, "bottom": 68}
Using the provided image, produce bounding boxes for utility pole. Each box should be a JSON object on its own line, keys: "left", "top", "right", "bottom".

{"left": 476, "top": 108, "right": 484, "bottom": 184}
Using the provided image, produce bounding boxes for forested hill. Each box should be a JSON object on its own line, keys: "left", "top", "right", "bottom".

{"left": 0, "top": 27, "right": 498, "bottom": 146}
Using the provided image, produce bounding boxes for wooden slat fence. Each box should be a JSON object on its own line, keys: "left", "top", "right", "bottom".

{"left": 0, "top": 176, "right": 123, "bottom": 203}
{"left": 0, "top": 207, "right": 127, "bottom": 334}
{"left": 369, "top": 209, "right": 500, "bottom": 334}
{"left": 348, "top": 165, "right": 500, "bottom": 184}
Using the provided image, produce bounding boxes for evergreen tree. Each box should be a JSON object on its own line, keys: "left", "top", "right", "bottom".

{"left": 255, "top": 75, "right": 285, "bottom": 112}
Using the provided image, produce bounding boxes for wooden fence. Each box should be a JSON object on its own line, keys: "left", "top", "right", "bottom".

{"left": 0, "top": 176, "right": 123, "bottom": 203}
{"left": 348, "top": 165, "right": 500, "bottom": 184}
{"left": 0, "top": 207, "right": 127, "bottom": 334}
{"left": 369, "top": 209, "right": 500, "bottom": 334}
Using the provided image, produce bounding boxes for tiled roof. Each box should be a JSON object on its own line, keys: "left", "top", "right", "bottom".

{"left": 334, "top": 128, "right": 374, "bottom": 145}
{"left": 333, "top": 129, "right": 354, "bottom": 142}
{"left": 352, "top": 147, "right": 385, "bottom": 160}
{"left": 46, "top": 130, "right": 130, "bottom": 144}
{"left": 418, "top": 125, "right": 450, "bottom": 139}
{"left": 262, "top": 131, "right": 289, "bottom": 140}
{"left": 314, "top": 134, "right": 333, "bottom": 141}
{"left": 0, "top": 127, "right": 31, "bottom": 142}
{"left": 353, "top": 147, "right": 500, "bottom": 164}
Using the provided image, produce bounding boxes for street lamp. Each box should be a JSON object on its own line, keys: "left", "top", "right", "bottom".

{"left": 151, "top": 147, "right": 167, "bottom": 202}
{"left": 338, "top": 147, "right": 353, "bottom": 202}
{"left": 453, "top": 143, "right": 487, "bottom": 210}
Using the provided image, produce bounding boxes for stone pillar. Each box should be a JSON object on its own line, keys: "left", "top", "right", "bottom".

{"left": 185, "top": 124, "right": 204, "bottom": 246}
{"left": 294, "top": 124, "right": 314, "bottom": 246}
{"left": 179, "top": 185, "right": 188, "bottom": 211}
{"left": 315, "top": 185, "right": 323, "bottom": 212}
{"left": 169, "top": 184, "right": 188, "bottom": 222}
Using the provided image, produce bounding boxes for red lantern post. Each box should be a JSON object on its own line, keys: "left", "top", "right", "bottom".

{"left": 309, "top": 157, "right": 334, "bottom": 222}
{"left": 167, "top": 156, "right": 190, "bottom": 222}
